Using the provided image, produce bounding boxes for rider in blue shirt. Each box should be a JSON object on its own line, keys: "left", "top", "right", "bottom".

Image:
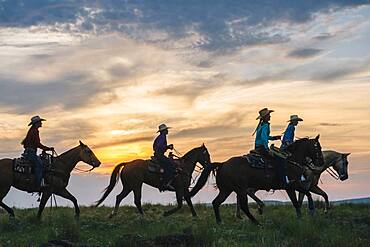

{"left": 281, "top": 115, "right": 303, "bottom": 150}
{"left": 153, "top": 124, "right": 175, "bottom": 191}
{"left": 254, "top": 108, "right": 281, "bottom": 155}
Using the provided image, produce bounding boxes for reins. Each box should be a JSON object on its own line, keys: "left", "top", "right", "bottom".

{"left": 53, "top": 149, "right": 95, "bottom": 173}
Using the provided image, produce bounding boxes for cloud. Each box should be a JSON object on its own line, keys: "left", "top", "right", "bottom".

{"left": 288, "top": 48, "right": 323, "bottom": 58}
{"left": 319, "top": 122, "right": 343, "bottom": 126}
{"left": 0, "top": 74, "right": 117, "bottom": 114}
{"left": 1, "top": 1, "right": 369, "bottom": 52}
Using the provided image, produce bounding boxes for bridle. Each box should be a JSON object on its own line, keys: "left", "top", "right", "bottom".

{"left": 326, "top": 155, "right": 347, "bottom": 180}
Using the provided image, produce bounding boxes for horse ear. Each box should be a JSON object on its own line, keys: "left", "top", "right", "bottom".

{"left": 79, "top": 140, "right": 85, "bottom": 146}
{"left": 315, "top": 134, "right": 320, "bottom": 140}
{"left": 344, "top": 153, "right": 351, "bottom": 157}
{"left": 202, "top": 143, "right": 205, "bottom": 147}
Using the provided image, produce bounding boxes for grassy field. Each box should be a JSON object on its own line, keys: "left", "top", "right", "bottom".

{"left": 0, "top": 203, "right": 369, "bottom": 246}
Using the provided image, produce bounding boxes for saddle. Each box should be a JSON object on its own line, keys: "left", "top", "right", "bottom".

{"left": 13, "top": 156, "right": 33, "bottom": 174}
{"left": 242, "top": 151, "right": 274, "bottom": 169}
{"left": 147, "top": 156, "right": 182, "bottom": 174}
{"left": 13, "top": 152, "right": 53, "bottom": 175}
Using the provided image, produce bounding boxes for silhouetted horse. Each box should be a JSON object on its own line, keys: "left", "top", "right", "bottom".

{"left": 189, "top": 136, "right": 324, "bottom": 225}
{"left": 235, "top": 150, "right": 350, "bottom": 218}
{"left": 0, "top": 141, "right": 101, "bottom": 219}
{"left": 96, "top": 144, "right": 211, "bottom": 217}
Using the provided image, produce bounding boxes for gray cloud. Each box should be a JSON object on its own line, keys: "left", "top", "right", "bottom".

{"left": 314, "top": 33, "right": 336, "bottom": 40}
{"left": 288, "top": 48, "right": 323, "bottom": 58}
{"left": 0, "top": 73, "right": 117, "bottom": 114}
{"left": 1, "top": 1, "right": 368, "bottom": 52}
{"left": 319, "top": 122, "right": 343, "bottom": 127}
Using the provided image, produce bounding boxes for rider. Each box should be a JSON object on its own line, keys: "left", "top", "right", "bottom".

{"left": 281, "top": 114, "right": 307, "bottom": 183}
{"left": 253, "top": 108, "right": 290, "bottom": 186}
{"left": 153, "top": 124, "right": 176, "bottom": 191}
{"left": 254, "top": 108, "right": 281, "bottom": 155}
{"left": 281, "top": 115, "right": 303, "bottom": 150}
{"left": 21, "top": 116, "right": 54, "bottom": 188}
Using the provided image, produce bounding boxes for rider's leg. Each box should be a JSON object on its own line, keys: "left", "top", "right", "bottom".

{"left": 157, "top": 155, "right": 175, "bottom": 189}
{"left": 26, "top": 150, "right": 43, "bottom": 187}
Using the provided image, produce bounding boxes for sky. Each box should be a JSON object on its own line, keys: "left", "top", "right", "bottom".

{"left": 1, "top": 0, "right": 370, "bottom": 208}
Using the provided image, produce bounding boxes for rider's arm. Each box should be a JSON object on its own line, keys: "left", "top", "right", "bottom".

{"left": 34, "top": 130, "right": 53, "bottom": 151}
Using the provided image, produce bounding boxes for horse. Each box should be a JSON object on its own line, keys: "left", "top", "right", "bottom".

{"left": 189, "top": 136, "right": 324, "bottom": 225}
{"left": 235, "top": 150, "right": 350, "bottom": 218}
{"left": 95, "top": 144, "right": 211, "bottom": 218}
{"left": 0, "top": 141, "right": 101, "bottom": 220}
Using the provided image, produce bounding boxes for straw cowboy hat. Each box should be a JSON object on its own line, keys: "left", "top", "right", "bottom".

{"left": 288, "top": 115, "right": 303, "bottom": 122}
{"left": 157, "top": 123, "right": 171, "bottom": 132}
{"left": 28, "top": 116, "right": 46, "bottom": 126}
{"left": 256, "top": 108, "right": 274, "bottom": 120}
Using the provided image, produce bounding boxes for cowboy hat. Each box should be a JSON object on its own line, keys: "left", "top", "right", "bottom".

{"left": 288, "top": 115, "right": 303, "bottom": 122}
{"left": 28, "top": 115, "right": 46, "bottom": 126}
{"left": 256, "top": 108, "right": 274, "bottom": 120}
{"left": 157, "top": 123, "right": 171, "bottom": 132}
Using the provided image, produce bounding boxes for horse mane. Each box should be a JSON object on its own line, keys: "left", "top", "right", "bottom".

{"left": 285, "top": 137, "right": 310, "bottom": 152}
{"left": 182, "top": 146, "right": 203, "bottom": 161}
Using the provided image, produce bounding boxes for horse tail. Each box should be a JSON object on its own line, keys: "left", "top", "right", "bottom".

{"left": 189, "top": 162, "right": 222, "bottom": 197}
{"left": 95, "top": 162, "right": 125, "bottom": 207}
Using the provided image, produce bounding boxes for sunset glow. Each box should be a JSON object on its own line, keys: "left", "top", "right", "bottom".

{"left": 1, "top": 1, "right": 370, "bottom": 206}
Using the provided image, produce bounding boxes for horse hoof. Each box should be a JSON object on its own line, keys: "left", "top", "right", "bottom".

{"left": 236, "top": 214, "right": 243, "bottom": 219}
{"left": 258, "top": 208, "right": 264, "bottom": 215}
{"left": 108, "top": 213, "right": 116, "bottom": 219}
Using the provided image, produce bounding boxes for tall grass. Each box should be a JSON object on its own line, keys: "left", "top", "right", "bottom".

{"left": 0, "top": 204, "right": 369, "bottom": 246}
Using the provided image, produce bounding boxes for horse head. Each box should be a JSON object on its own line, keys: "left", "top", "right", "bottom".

{"left": 332, "top": 152, "right": 350, "bottom": 181}
{"left": 287, "top": 135, "right": 324, "bottom": 167}
{"left": 198, "top": 143, "right": 211, "bottom": 167}
{"left": 78, "top": 140, "right": 101, "bottom": 168}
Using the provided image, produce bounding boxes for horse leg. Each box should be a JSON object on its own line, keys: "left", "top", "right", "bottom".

{"left": 237, "top": 192, "right": 260, "bottom": 225}
{"left": 298, "top": 191, "right": 305, "bottom": 208}
{"left": 184, "top": 189, "right": 197, "bottom": 217}
{"left": 212, "top": 189, "right": 232, "bottom": 224}
{"left": 236, "top": 194, "right": 242, "bottom": 219}
{"left": 286, "top": 188, "right": 302, "bottom": 218}
{"left": 310, "top": 185, "right": 330, "bottom": 213}
{"left": 36, "top": 191, "right": 52, "bottom": 220}
{"left": 54, "top": 188, "right": 80, "bottom": 220}
{"left": 163, "top": 190, "right": 184, "bottom": 217}
{"left": 306, "top": 192, "right": 315, "bottom": 217}
{"left": 133, "top": 187, "right": 144, "bottom": 215}
{"left": 0, "top": 186, "right": 15, "bottom": 218}
{"left": 246, "top": 189, "right": 265, "bottom": 215}
{"left": 110, "top": 187, "right": 132, "bottom": 218}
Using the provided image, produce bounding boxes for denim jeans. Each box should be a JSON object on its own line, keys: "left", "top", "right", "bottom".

{"left": 23, "top": 148, "right": 43, "bottom": 186}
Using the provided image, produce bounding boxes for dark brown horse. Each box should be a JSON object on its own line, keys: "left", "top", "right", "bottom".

{"left": 0, "top": 141, "right": 101, "bottom": 219}
{"left": 189, "top": 136, "right": 324, "bottom": 225}
{"left": 95, "top": 144, "right": 211, "bottom": 217}
{"left": 235, "top": 150, "right": 350, "bottom": 218}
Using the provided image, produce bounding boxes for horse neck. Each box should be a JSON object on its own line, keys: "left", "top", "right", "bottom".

{"left": 290, "top": 141, "right": 308, "bottom": 164}
{"left": 323, "top": 150, "right": 341, "bottom": 169}
{"left": 54, "top": 146, "right": 82, "bottom": 175}
{"left": 181, "top": 149, "right": 199, "bottom": 173}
